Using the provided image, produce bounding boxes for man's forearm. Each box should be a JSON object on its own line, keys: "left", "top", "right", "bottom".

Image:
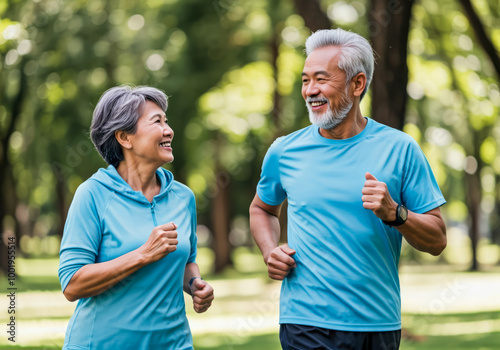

{"left": 250, "top": 204, "right": 281, "bottom": 262}
{"left": 397, "top": 208, "right": 446, "bottom": 256}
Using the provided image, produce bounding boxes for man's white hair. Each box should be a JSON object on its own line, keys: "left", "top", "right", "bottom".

{"left": 305, "top": 29, "right": 374, "bottom": 100}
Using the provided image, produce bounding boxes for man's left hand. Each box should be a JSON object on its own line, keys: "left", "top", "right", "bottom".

{"left": 190, "top": 278, "right": 214, "bottom": 313}
{"left": 361, "top": 172, "right": 398, "bottom": 221}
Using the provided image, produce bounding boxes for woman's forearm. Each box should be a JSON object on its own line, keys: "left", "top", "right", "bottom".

{"left": 63, "top": 250, "right": 147, "bottom": 302}
{"left": 183, "top": 262, "right": 201, "bottom": 296}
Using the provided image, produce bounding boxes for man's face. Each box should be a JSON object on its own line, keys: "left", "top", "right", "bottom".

{"left": 301, "top": 46, "right": 353, "bottom": 130}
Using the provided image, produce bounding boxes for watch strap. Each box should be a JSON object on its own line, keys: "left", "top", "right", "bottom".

{"left": 382, "top": 204, "right": 407, "bottom": 226}
{"left": 189, "top": 276, "right": 202, "bottom": 288}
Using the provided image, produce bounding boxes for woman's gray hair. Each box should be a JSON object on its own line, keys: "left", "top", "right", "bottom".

{"left": 90, "top": 85, "right": 168, "bottom": 166}
{"left": 305, "top": 29, "right": 374, "bottom": 100}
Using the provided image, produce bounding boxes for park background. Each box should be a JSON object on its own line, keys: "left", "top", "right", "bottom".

{"left": 1, "top": 0, "right": 500, "bottom": 348}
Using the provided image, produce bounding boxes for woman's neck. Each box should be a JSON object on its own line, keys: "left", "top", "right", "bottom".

{"left": 116, "top": 160, "right": 160, "bottom": 202}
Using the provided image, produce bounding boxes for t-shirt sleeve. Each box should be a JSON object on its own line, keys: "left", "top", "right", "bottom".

{"left": 187, "top": 192, "right": 197, "bottom": 264}
{"left": 58, "top": 182, "right": 103, "bottom": 292}
{"left": 256, "top": 138, "right": 287, "bottom": 206}
{"left": 401, "top": 139, "right": 446, "bottom": 214}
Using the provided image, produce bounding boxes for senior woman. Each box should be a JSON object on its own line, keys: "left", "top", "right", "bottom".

{"left": 58, "top": 85, "right": 214, "bottom": 349}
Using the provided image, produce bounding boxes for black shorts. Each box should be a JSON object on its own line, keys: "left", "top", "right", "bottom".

{"left": 279, "top": 324, "right": 401, "bottom": 350}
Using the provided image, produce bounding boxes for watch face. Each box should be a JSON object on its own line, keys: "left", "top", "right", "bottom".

{"left": 400, "top": 206, "right": 408, "bottom": 221}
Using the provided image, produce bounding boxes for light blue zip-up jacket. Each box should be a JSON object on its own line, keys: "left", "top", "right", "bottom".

{"left": 59, "top": 165, "right": 197, "bottom": 349}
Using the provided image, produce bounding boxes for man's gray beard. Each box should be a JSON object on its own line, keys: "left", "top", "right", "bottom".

{"left": 307, "top": 93, "right": 353, "bottom": 130}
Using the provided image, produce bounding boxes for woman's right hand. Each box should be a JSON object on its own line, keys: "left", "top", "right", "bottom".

{"left": 138, "top": 222, "right": 178, "bottom": 263}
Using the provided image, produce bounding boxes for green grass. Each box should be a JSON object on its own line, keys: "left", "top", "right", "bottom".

{"left": 0, "top": 347, "right": 62, "bottom": 350}
{"left": 3, "top": 258, "right": 61, "bottom": 292}
{"left": 400, "top": 332, "right": 500, "bottom": 350}
{"left": 193, "top": 332, "right": 280, "bottom": 350}
{"left": 404, "top": 310, "right": 500, "bottom": 324}
{"left": 9, "top": 275, "right": 61, "bottom": 292}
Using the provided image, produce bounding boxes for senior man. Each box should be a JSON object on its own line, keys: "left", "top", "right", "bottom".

{"left": 250, "top": 28, "right": 446, "bottom": 350}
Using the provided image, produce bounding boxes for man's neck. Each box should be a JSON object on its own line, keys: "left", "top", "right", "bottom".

{"left": 319, "top": 106, "right": 367, "bottom": 140}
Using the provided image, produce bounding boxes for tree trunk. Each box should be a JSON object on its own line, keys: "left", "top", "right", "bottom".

{"left": 210, "top": 134, "right": 232, "bottom": 273}
{"left": 459, "top": 0, "right": 500, "bottom": 80}
{"left": 491, "top": 184, "right": 500, "bottom": 246}
{"left": 0, "top": 60, "right": 27, "bottom": 274}
{"left": 54, "top": 167, "right": 68, "bottom": 238}
{"left": 270, "top": 22, "right": 282, "bottom": 128}
{"left": 0, "top": 182, "right": 11, "bottom": 274}
{"left": 465, "top": 171, "right": 481, "bottom": 271}
{"left": 267, "top": 6, "right": 289, "bottom": 243}
{"left": 292, "top": 0, "right": 333, "bottom": 32}
{"left": 426, "top": 12, "right": 489, "bottom": 270}
{"left": 369, "top": 0, "right": 414, "bottom": 130}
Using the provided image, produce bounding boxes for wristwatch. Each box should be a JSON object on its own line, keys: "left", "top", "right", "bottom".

{"left": 382, "top": 204, "right": 408, "bottom": 226}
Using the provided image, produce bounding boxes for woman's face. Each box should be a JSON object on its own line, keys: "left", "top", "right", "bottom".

{"left": 125, "top": 100, "right": 174, "bottom": 166}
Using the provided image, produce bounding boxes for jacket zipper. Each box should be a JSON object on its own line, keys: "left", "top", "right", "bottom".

{"left": 150, "top": 201, "right": 158, "bottom": 226}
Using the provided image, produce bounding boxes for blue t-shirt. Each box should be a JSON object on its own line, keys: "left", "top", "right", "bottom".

{"left": 257, "top": 118, "right": 445, "bottom": 331}
{"left": 58, "top": 165, "right": 197, "bottom": 349}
